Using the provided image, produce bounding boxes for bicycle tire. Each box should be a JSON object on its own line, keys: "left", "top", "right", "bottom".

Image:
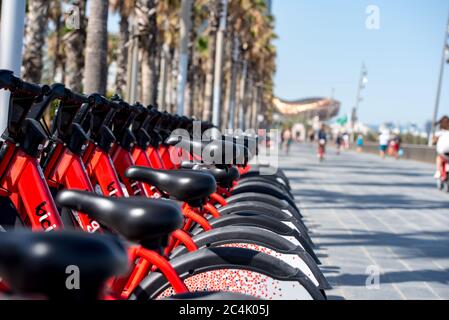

{"left": 130, "top": 247, "right": 325, "bottom": 300}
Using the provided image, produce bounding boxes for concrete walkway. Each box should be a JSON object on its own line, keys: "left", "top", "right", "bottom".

{"left": 280, "top": 144, "right": 449, "bottom": 300}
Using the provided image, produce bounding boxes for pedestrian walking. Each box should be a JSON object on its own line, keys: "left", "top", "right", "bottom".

{"left": 433, "top": 116, "right": 449, "bottom": 179}
{"left": 283, "top": 128, "right": 293, "bottom": 155}
{"left": 392, "top": 135, "right": 402, "bottom": 159}
{"left": 317, "top": 124, "right": 327, "bottom": 161}
{"left": 343, "top": 133, "right": 350, "bottom": 149}
{"left": 336, "top": 133, "right": 343, "bottom": 155}
{"left": 356, "top": 134, "right": 364, "bottom": 153}
{"left": 379, "top": 130, "right": 390, "bottom": 159}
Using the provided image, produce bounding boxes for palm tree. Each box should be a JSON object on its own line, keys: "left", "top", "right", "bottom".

{"left": 111, "top": 0, "right": 135, "bottom": 96}
{"left": 48, "top": 0, "right": 64, "bottom": 82}
{"left": 63, "top": 0, "right": 87, "bottom": 92}
{"left": 202, "top": 0, "right": 220, "bottom": 121}
{"left": 135, "top": 0, "right": 159, "bottom": 106}
{"left": 84, "top": 0, "right": 109, "bottom": 95}
{"left": 156, "top": 0, "right": 180, "bottom": 110}
{"left": 22, "top": 0, "right": 49, "bottom": 83}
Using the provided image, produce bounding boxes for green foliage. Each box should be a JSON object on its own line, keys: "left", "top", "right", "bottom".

{"left": 196, "top": 36, "right": 209, "bottom": 53}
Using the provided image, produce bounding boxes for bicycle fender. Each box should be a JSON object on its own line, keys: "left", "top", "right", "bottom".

{"left": 234, "top": 181, "right": 295, "bottom": 202}
{"left": 129, "top": 247, "right": 324, "bottom": 300}
{"left": 169, "top": 226, "right": 331, "bottom": 290}
{"left": 217, "top": 202, "right": 311, "bottom": 242}
{"left": 225, "top": 192, "right": 302, "bottom": 218}
{"left": 191, "top": 213, "right": 320, "bottom": 265}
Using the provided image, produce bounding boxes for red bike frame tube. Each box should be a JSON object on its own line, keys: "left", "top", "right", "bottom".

{"left": 131, "top": 146, "right": 157, "bottom": 196}
{"left": 182, "top": 204, "right": 212, "bottom": 232}
{"left": 204, "top": 202, "right": 221, "bottom": 219}
{"left": 84, "top": 145, "right": 125, "bottom": 198}
{"left": 45, "top": 147, "right": 102, "bottom": 233}
{"left": 158, "top": 145, "right": 178, "bottom": 169}
{"left": 118, "top": 246, "right": 189, "bottom": 299}
{"left": 217, "top": 186, "right": 232, "bottom": 198}
{"left": 165, "top": 229, "right": 198, "bottom": 256}
{"left": 209, "top": 193, "right": 228, "bottom": 207}
{"left": 111, "top": 146, "right": 147, "bottom": 196}
{"left": 238, "top": 164, "right": 252, "bottom": 176}
{"left": 0, "top": 146, "right": 63, "bottom": 231}
{"left": 146, "top": 146, "right": 165, "bottom": 170}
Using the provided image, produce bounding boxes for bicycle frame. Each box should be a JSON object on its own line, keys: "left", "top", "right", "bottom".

{"left": 0, "top": 142, "right": 63, "bottom": 231}
{"left": 43, "top": 143, "right": 102, "bottom": 233}
{"left": 110, "top": 145, "right": 147, "bottom": 196}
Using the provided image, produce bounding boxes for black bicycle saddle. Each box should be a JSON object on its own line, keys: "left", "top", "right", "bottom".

{"left": 125, "top": 167, "right": 216, "bottom": 206}
{"left": 180, "top": 162, "right": 240, "bottom": 189}
{"left": 56, "top": 190, "right": 183, "bottom": 250}
{"left": 165, "top": 136, "right": 241, "bottom": 165}
{"left": 0, "top": 231, "right": 128, "bottom": 300}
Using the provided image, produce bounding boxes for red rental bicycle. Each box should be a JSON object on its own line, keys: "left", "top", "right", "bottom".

{"left": 0, "top": 73, "right": 322, "bottom": 298}
{"left": 0, "top": 70, "right": 63, "bottom": 231}
{"left": 49, "top": 92, "right": 327, "bottom": 298}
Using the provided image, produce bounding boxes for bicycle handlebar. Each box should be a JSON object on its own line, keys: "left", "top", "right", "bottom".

{"left": 0, "top": 69, "right": 47, "bottom": 97}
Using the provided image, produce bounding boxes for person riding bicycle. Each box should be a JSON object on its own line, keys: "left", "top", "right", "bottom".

{"left": 433, "top": 116, "right": 449, "bottom": 179}
{"left": 336, "top": 133, "right": 343, "bottom": 155}
{"left": 317, "top": 124, "right": 327, "bottom": 160}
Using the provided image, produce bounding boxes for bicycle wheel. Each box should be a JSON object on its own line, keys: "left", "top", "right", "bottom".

{"left": 239, "top": 176, "right": 292, "bottom": 194}
{"left": 217, "top": 201, "right": 311, "bottom": 244}
{"left": 130, "top": 247, "right": 325, "bottom": 300}
{"left": 169, "top": 226, "right": 329, "bottom": 290}
{"left": 225, "top": 193, "right": 302, "bottom": 219}
{"left": 190, "top": 213, "right": 320, "bottom": 264}
{"left": 231, "top": 185, "right": 300, "bottom": 213}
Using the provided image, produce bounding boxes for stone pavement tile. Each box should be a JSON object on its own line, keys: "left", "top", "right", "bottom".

{"left": 425, "top": 281, "right": 449, "bottom": 299}
{"left": 341, "top": 285, "right": 404, "bottom": 300}
{"left": 393, "top": 282, "right": 440, "bottom": 300}
{"left": 281, "top": 145, "right": 449, "bottom": 300}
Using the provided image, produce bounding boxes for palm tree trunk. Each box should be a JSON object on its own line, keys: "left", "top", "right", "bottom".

{"left": 158, "top": 44, "right": 169, "bottom": 111}
{"left": 170, "top": 49, "right": 179, "bottom": 112}
{"left": 234, "top": 65, "right": 241, "bottom": 129}
{"left": 177, "top": 0, "right": 193, "bottom": 115}
{"left": 251, "top": 76, "right": 260, "bottom": 130}
{"left": 238, "top": 61, "right": 248, "bottom": 129}
{"left": 165, "top": 49, "right": 174, "bottom": 113}
{"left": 84, "top": 0, "right": 109, "bottom": 95}
{"left": 136, "top": 0, "right": 158, "bottom": 106}
{"left": 202, "top": 0, "right": 220, "bottom": 121}
{"left": 64, "top": 0, "right": 86, "bottom": 92}
{"left": 227, "top": 34, "right": 239, "bottom": 130}
{"left": 52, "top": 14, "right": 62, "bottom": 81}
{"left": 186, "top": 33, "right": 197, "bottom": 118}
{"left": 22, "top": 0, "right": 49, "bottom": 83}
{"left": 221, "top": 29, "right": 234, "bottom": 130}
{"left": 152, "top": 43, "right": 161, "bottom": 106}
{"left": 116, "top": 10, "right": 129, "bottom": 96}
{"left": 244, "top": 73, "right": 253, "bottom": 130}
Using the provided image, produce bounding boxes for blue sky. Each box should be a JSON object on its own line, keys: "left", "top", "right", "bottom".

{"left": 272, "top": 0, "right": 449, "bottom": 126}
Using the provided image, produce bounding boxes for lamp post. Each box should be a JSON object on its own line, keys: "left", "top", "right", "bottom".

{"left": 351, "top": 63, "right": 368, "bottom": 140}
{"left": 0, "top": 0, "right": 26, "bottom": 139}
{"left": 176, "top": 0, "right": 193, "bottom": 116}
{"left": 429, "top": 10, "right": 449, "bottom": 146}
{"left": 212, "top": 0, "right": 229, "bottom": 127}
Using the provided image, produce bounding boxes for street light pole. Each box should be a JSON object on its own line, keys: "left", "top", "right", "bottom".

{"left": 0, "top": 0, "right": 26, "bottom": 139}
{"left": 429, "top": 10, "right": 449, "bottom": 146}
{"left": 212, "top": 0, "right": 228, "bottom": 127}
{"left": 176, "top": 0, "right": 193, "bottom": 116}
{"left": 351, "top": 63, "right": 368, "bottom": 139}
{"left": 126, "top": 18, "right": 139, "bottom": 104}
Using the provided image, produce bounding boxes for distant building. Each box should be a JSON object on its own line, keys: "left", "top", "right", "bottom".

{"left": 273, "top": 97, "right": 341, "bottom": 122}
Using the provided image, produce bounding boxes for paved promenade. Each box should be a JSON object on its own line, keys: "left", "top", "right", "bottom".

{"left": 280, "top": 144, "right": 449, "bottom": 300}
